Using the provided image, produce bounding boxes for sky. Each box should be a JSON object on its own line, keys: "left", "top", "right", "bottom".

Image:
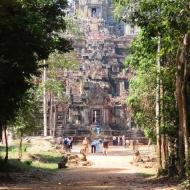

{"left": 67, "top": 0, "right": 73, "bottom": 4}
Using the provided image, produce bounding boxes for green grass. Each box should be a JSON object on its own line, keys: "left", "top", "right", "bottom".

{"left": 0, "top": 158, "right": 32, "bottom": 172}
{"left": 0, "top": 143, "right": 62, "bottom": 172}
{"left": 0, "top": 145, "right": 19, "bottom": 160}
{"left": 30, "top": 151, "right": 62, "bottom": 171}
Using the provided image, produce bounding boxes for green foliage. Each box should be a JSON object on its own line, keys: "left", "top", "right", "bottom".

{"left": 64, "top": 16, "right": 85, "bottom": 38}
{"left": 9, "top": 86, "right": 43, "bottom": 137}
{"left": 181, "top": 179, "right": 190, "bottom": 189}
{"left": 144, "top": 127, "right": 156, "bottom": 143}
{"left": 0, "top": 158, "right": 30, "bottom": 172}
{"left": 0, "top": 0, "right": 72, "bottom": 129}
{"left": 115, "top": 0, "right": 183, "bottom": 140}
{"left": 47, "top": 51, "right": 78, "bottom": 71}
{"left": 45, "top": 51, "right": 78, "bottom": 100}
{"left": 127, "top": 32, "right": 178, "bottom": 138}
{"left": 23, "top": 159, "right": 32, "bottom": 166}
{"left": 126, "top": 32, "right": 157, "bottom": 130}
{"left": 31, "top": 151, "right": 62, "bottom": 170}
{"left": 46, "top": 78, "right": 64, "bottom": 99}
{"left": 160, "top": 67, "right": 178, "bottom": 137}
{"left": 114, "top": 0, "right": 189, "bottom": 35}
{"left": 115, "top": 0, "right": 190, "bottom": 178}
{"left": 0, "top": 143, "right": 62, "bottom": 172}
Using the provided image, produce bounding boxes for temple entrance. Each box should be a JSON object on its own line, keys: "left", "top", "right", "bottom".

{"left": 92, "top": 109, "right": 101, "bottom": 134}
{"left": 91, "top": 8, "right": 97, "bottom": 17}
{"left": 92, "top": 109, "right": 101, "bottom": 124}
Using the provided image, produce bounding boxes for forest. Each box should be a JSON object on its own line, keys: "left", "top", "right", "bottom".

{"left": 0, "top": 0, "right": 190, "bottom": 189}
{"left": 114, "top": 0, "right": 190, "bottom": 180}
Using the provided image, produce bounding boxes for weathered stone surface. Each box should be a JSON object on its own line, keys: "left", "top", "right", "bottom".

{"left": 79, "top": 152, "right": 87, "bottom": 161}
{"left": 80, "top": 161, "right": 92, "bottom": 167}
{"left": 58, "top": 162, "right": 67, "bottom": 169}
{"left": 46, "top": 0, "right": 139, "bottom": 137}
{"left": 58, "top": 156, "right": 68, "bottom": 169}
{"left": 68, "top": 155, "right": 79, "bottom": 161}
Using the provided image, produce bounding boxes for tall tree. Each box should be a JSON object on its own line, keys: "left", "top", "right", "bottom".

{"left": 45, "top": 51, "right": 78, "bottom": 136}
{"left": 114, "top": 0, "right": 190, "bottom": 177}
{"left": 0, "top": 0, "right": 72, "bottom": 144}
{"left": 9, "top": 87, "right": 42, "bottom": 159}
{"left": 176, "top": 32, "right": 190, "bottom": 177}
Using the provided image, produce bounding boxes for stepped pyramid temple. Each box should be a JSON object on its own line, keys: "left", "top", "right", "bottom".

{"left": 51, "top": 0, "right": 139, "bottom": 137}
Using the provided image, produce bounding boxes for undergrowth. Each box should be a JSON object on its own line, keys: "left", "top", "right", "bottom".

{"left": 0, "top": 142, "right": 62, "bottom": 172}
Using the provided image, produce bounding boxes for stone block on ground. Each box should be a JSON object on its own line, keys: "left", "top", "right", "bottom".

{"left": 69, "top": 159, "right": 78, "bottom": 164}
{"left": 58, "top": 162, "right": 67, "bottom": 169}
{"left": 68, "top": 155, "right": 79, "bottom": 161}
{"left": 59, "top": 149, "right": 66, "bottom": 154}
{"left": 78, "top": 153, "right": 87, "bottom": 161}
{"left": 58, "top": 155, "right": 68, "bottom": 169}
{"left": 80, "top": 161, "right": 92, "bottom": 166}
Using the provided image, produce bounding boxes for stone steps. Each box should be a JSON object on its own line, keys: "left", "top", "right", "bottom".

{"left": 72, "top": 94, "right": 82, "bottom": 103}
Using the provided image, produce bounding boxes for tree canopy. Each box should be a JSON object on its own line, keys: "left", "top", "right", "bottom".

{"left": 0, "top": 0, "right": 72, "bottom": 138}
{"left": 114, "top": 0, "right": 190, "bottom": 178}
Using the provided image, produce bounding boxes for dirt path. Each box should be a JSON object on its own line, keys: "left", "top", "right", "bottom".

{"left": 0, "top": 145, "right": 179, "bottom": 190}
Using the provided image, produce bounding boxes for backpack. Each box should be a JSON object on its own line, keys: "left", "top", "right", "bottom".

{"left": 64, "top": 139, "right": 68, "bottom": 145}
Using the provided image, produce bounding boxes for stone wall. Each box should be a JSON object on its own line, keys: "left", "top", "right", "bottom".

{"left": 53, "top": 0, "right": 137, "bottom": 137}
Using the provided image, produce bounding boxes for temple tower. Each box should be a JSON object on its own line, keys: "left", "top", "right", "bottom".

{"left": 53, "top": 0, "right": 137, "bottom": 137}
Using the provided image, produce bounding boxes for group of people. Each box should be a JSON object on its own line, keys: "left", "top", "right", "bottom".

{"left": 112, "top": 135, "right": 126, "bottom": 146}
{"left": 62, "top": 135, "right": 139, "bottom": 155}
{"left": 81, "top": 137, "right": 109, "bottom": 156}
{"left": 112, "top": 135, "right": 139, "bottom": 150}
{"left": 91, "top": 138, "right": 109, "bottom": 155}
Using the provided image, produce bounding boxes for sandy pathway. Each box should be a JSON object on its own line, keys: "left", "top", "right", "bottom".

{"left": 0, "top": 145, "right": 179, "bottom": 190}
{"left": 50, "top": 146, "right": 178, "bottom": 190}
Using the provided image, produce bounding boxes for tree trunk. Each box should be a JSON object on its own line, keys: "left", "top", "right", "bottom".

{"left": 176, "top": 32, "right": 190, "bottom": 178}
{"left": 182, "top": 33, "right": 190, "bottom": 179}
{"left": 160, "top": 75, "right": 165, "bottom": 169}
{"left": 156, "top": 35, "right": 162, "bottom": 171}
{"left": 18, "top": 132, "right": 23, "bottom": 160}
{"left": 53, "top": 98, "right": 57, "bottom": 138}
{"left": 163, "top": 135, "right": 169, "bottom": 165}
{"left": 4, "top": 126, "right": 8, "bottom": 163}
{"left": 177, "top": 123, "right": 185, "bottom": 178}
{"left": 49, "top": 92, "right": 53, "bottom": 136}
{"left": 176, "top": 46, "right": 186, "bottom": 177}
{"left": 0, "top": 120, "right": 6, "bottom": 144}
{"left": 43, "top": 60, "right": 47, "bottom": 136}
{"left": 0, "top": 124, "right": 2, "bottom": 143}
{"left": 168, "top": 137, "right": 178, "bottom": 176}
{"left": 161, "top": 134, "right": 167, "bottom": 169}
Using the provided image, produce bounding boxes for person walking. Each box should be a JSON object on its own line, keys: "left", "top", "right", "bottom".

{"left": 63, "top": 137, "right": 70, "bottom": 152}
{"left": 69, "top": 137, "right": 73, "bottom": 149}
{"left": 112, "top": 136, "right": 116, "bottom": 146}
{"left": 102, "top": 138, "right": 109, "bottom": 156}
{"left": 82, "top": 137, "right": 89, "bottom": 155}
{"left": 116, "top": 136, "right": 121, "bottom": 146}
{"left": 91, "top": 139, "right": 97, "bottom": 153}
{"left": 96, "top": 139, "right": 103, "bottom": 153}
{"left": 122, "top": 135, "right": 125, "bottom": 147}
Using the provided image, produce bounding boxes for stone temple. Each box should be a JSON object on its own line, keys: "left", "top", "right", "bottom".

{"left": 53, "top": 0, "right": 139, "bottom": 137}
